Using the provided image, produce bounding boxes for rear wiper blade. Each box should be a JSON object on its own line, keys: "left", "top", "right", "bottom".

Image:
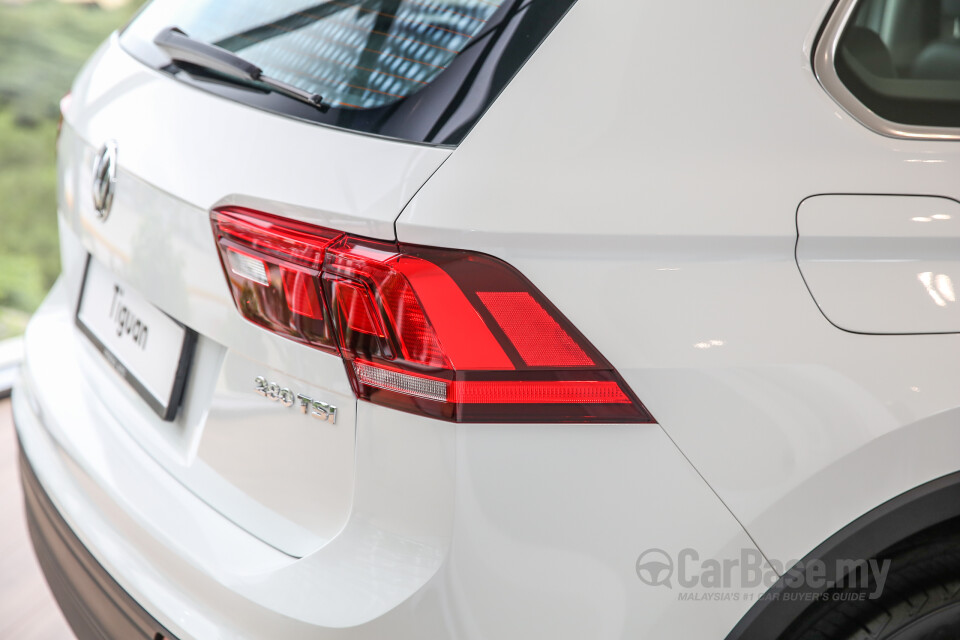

{"left": 153, "top": 27, "right": 326, "bottom": 111}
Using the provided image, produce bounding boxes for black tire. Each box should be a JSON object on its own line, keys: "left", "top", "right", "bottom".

{"left": 782, "top": 530, "right": 960, "bottom": 640}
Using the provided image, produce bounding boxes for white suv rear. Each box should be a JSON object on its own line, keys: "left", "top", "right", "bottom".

{"left": 16, "top": 0, "right": 960, "bottom": 638}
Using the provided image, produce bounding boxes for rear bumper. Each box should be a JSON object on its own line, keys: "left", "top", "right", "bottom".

{"left": 19, "top": 439, "right": 177, "bottom": 640}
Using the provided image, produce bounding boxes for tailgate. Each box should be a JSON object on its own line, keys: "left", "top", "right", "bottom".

{"left": 56, "top": 34, "right": 449, "bottom": 556}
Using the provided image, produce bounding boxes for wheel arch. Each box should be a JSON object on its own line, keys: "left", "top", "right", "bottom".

{"left": 725, "top": 470, "right": 960, "bottom": 640}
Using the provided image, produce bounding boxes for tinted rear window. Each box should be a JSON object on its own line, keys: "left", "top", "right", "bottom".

{"left": 121, "top": 0, "right": 575, "bottom": 145}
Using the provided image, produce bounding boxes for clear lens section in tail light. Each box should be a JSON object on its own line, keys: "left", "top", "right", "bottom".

{"left": 212, "top": 208, "right": 341, "bottom": 353}
{"left": 212, "top": 207, "right": 653, "bottom": 424}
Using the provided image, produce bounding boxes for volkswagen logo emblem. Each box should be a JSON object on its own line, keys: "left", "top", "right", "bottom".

{"left": 91, "top": 141, "right": 118, "bottom": 220}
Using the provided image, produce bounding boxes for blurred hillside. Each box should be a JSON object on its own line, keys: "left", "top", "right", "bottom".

{"left": 0, "top": 0, "right": 142, "bottom": 339}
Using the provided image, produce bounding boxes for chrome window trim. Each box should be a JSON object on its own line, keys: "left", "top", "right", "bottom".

{"left": 814, "top": 0, "right": 960, "bottom": 141}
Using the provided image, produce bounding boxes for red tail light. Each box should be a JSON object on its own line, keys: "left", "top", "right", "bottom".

{"left": 212, "top": 207, "right": 653, "bottom": 424}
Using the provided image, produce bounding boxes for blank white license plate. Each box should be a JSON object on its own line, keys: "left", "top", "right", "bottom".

{"left": 76, "top": 257, "right": 195, "bottom": 420}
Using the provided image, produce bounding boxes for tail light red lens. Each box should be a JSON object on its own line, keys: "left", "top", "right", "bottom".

{"left": 212, "top": 207, "right": 653, "bottom": 424}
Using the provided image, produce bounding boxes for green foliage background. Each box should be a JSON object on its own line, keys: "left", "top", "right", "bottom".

{"left": 0, "top": 0, "right": 143, "bottom": 339}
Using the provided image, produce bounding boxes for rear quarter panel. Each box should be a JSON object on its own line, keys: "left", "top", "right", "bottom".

{"left": 397, "top": 0, "right": 960, "bottom": 577}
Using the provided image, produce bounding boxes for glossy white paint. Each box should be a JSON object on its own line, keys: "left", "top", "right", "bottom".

{"left": 52, "top": 33, "right": 452, "bottom": 556}
{"left": 798, "top": 194, "right": 960, "bottom": 333}
{"left": 56, "top": 136, "right": 363, "bottom": 556}
{"left": 397, "top": 0, "right": 960, "bottom": 597}
{"left": 14, "top": 293, "right": 458, "bottom": 627}
{"left": 15, "top": 345, "right": 772, "bottom": 637}
{"left": 15, "top": 0, "right": 960, "bottom": 638}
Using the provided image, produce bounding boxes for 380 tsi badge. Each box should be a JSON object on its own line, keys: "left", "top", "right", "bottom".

{"left": 255, "top": 377, "right": 337, "bottom": 424}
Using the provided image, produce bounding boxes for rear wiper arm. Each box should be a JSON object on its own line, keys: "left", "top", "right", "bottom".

{"left": 153, "top": 27, "right": 326, "bottom": 110}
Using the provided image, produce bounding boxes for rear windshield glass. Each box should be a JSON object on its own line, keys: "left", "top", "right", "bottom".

{"left": 120, "top": 0, "right": 574, "bottom": 145}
